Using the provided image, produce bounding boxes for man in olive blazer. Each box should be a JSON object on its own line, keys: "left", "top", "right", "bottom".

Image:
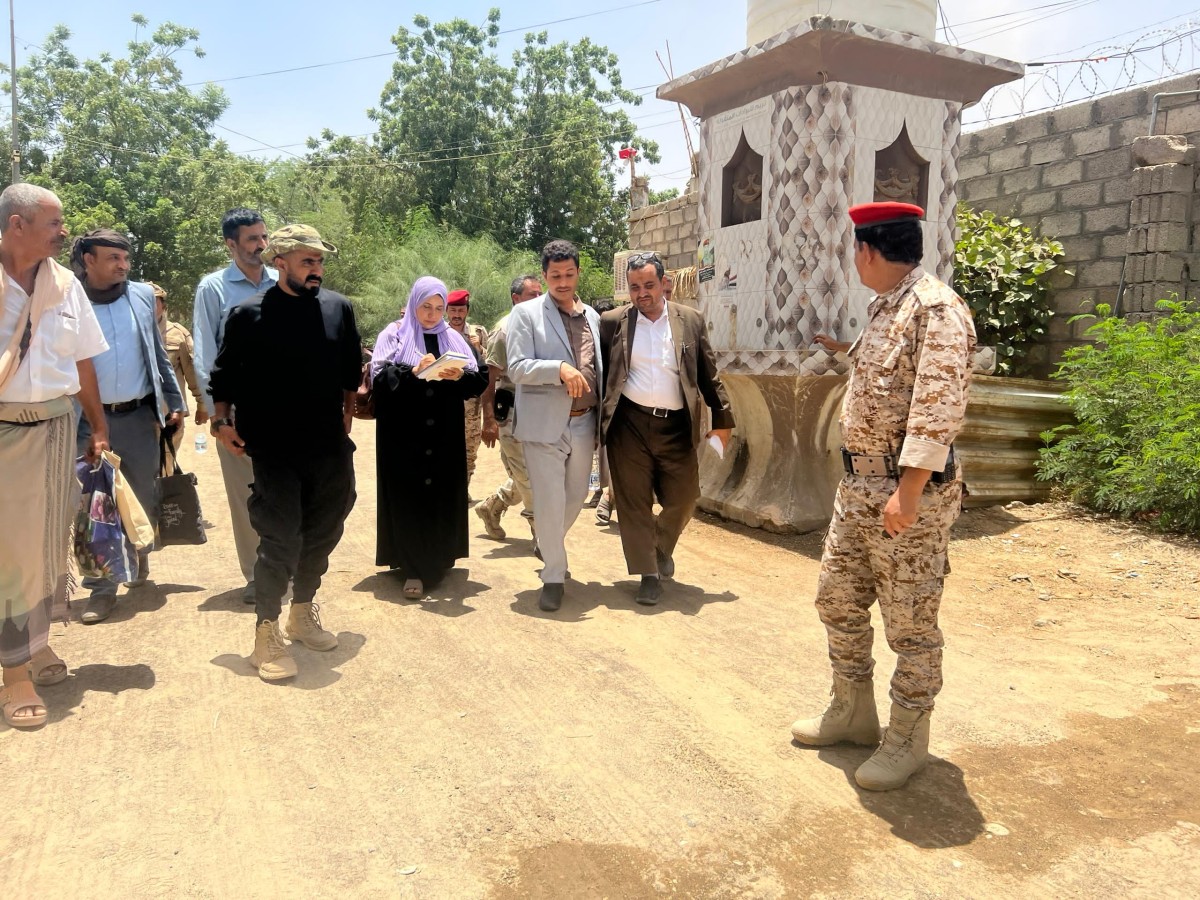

{"left": 599, "top": 252, "right": 734, "bottom": 604}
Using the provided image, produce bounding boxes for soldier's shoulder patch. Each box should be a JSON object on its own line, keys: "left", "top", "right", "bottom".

{"left": 910, "top": 274, "right": 960, "bottom": 310}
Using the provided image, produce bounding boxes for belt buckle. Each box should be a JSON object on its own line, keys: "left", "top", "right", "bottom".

{"left": 652, "top": 407, "right": 669, "bottom": 418}
{"left": 860, "top": 456, "right": 890, "bottom": 477}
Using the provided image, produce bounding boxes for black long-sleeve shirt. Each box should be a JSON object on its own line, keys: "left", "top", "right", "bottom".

{"left": 208, "top": 285, "right": 362, "bottom": 457}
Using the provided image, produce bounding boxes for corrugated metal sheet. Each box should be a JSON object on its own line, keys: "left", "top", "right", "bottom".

{"left": 957, "top": 375, "right": 1071, "bottom": 507}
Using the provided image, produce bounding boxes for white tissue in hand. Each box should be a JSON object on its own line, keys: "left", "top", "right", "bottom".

{"left": 707, "top": 434, "right": 725, "bottom": 459}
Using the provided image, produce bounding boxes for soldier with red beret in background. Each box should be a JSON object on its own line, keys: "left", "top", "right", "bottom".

{"left": 446, "top": 288, "right": 488, "bottom": 497}
{"left": 790, "top": 202, "right": 976, "bottom": 791}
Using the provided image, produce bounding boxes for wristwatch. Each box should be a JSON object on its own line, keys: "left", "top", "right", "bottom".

{"left": 210, "top": 416, "right": 234, "bottom": 434}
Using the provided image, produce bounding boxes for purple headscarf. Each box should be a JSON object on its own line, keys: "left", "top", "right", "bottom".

{"left": 370, "top": 275, "right": 478, "bottom": 378}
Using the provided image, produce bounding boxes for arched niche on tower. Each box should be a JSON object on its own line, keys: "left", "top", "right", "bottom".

{"left": 873, "top": 122, "right": 929, "bottom": 211}
{"left": 722, "top": 130, "right": 764, "bottom": 228}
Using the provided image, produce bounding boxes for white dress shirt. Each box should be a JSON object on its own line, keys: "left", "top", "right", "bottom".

{"left": 622, "top": 309, "right": 685, "bottom": 410}
{"left": 1, "top": 275, "right": 108, "bottom": 403}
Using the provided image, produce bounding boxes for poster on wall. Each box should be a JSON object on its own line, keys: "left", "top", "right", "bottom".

{"left": 697, "top": 238, "right": 715, "bottom": 284}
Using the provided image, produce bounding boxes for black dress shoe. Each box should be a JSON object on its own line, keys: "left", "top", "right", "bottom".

{"left": 539, "top": 582, "right": 564, "bottom": 611}
{"left": 82, "top": 593, "right": 118, "bottom": 623}
{"left": 242, "top": 581, "right": 257, "bottom": 605}
{"left": 636, "top": 575, "right": 662, "bottom": 606}
{"left": 655, "top": 547, "right": 675, "bottom": 580}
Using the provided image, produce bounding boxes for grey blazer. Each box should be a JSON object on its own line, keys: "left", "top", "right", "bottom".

{"left": 505, "top": 293, "right": 603, "bottom": 444}
{"left": 126, "top": 281, "right": 184, "bottom": 426}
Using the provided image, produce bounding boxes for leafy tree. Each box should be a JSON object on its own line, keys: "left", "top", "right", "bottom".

{"left": 5, "top": 16, "right": 275, "bottom": 309}
{"left": 649, "top": 187, "right": 680, "bottom": 204}
{"left": 358, "top": 8, "right": 657, "bottom": 265}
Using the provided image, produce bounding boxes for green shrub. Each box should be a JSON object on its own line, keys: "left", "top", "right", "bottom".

{"left": 1037, "top": 300, "right": 1200, "bottom": 535}
{"left": 953, "top": 204, "right": 1065, "bottom": 375}
{"left": 356, "top": 226, "right": 536, "bottom": 343}
{"left": 355, "top": 222, "right": 614, "bottom": 343}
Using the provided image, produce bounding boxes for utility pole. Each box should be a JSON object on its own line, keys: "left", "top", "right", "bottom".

{"left": 9, "top": 0, "right": 19, "bottom": 184}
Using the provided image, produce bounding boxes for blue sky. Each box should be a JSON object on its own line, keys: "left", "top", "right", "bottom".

{"left": 10, "top": 0, "right": 1199, "bottom": 196}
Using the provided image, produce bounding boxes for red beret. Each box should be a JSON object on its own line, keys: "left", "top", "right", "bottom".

{"left": 849, "top": 202, "right": 924, "bottom": 227}
{"left": 446, "top": 289, "right": 470, "bottom": 306}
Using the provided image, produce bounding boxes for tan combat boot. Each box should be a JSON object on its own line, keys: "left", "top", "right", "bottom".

{"left": 854, "top": 702, "right": 931, "bottom": 791}
{"left": 285, "top": 602, "right": 339, "bottom": 651}
{"left": 251, "top": 620, "right": 298, "bottom": 681}
{"left": 475, "top": 495, "right": 506, "bottom": 540}
{"left": 790, "top": 675, "right": 881, "bottom": 746}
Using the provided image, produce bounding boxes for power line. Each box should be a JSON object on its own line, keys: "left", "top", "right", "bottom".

{"left": 1029, "top": 7, "right": 1200, "bottom": 60}
{"left": 229, "top": 105, "right": 679, "bottom": 163}
{"left": 958, "top": 0, "right": 1101, "bottom": 45}
{"left": 1028, "top": 25, "right": 1200, "bottom": 66}
{"left": 52, "top": 117, "right": 679, "bottom": 174}
{"left": 940, "top": 0, "right": 1085, "bottom": 32}
{"left": 182, "top": 0, "right": 662, "bottom": 88}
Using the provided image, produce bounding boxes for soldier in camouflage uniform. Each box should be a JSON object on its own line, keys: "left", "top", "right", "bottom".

{"left": 790, "top": 202, "right": 976, "bottom": 792}
{"left": 447, "top": 289, "right": 489, "bottom": 494}
{"left": 152, "top": 283, "right": 205, "bottom": 452}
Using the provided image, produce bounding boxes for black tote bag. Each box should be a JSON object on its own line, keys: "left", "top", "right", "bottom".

{"left": 156, "top": 431, "right": 207, "bottom": 545}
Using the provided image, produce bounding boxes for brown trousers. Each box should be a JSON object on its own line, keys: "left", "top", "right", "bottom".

{"left": 606, "top": 399, "right": 699, "bottom": 576}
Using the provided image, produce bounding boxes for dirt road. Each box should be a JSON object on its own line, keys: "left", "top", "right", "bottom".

{"left": 3, "top": 421, "right": 1199, "bottom": 898}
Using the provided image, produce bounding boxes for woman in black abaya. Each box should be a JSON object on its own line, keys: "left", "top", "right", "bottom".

{"left": 370, "top": 276, "right": 487, "bottom": 597}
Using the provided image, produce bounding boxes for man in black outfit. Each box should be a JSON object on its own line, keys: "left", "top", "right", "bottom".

{"left": 208, "top": 225, "right": 361, "bottom": 682}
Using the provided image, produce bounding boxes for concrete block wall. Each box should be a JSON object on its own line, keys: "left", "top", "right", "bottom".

{"left": 626, "top": 192, "right": 699, "bottom": 272}
{"left": 958, "top": 74, "right": 1200, "bottom": 374}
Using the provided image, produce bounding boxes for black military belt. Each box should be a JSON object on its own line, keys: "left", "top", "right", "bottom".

{"left": 841, "top": 446, "right": 957, "bottom": 484}
{"left": 103, "top": 394, "right": 154, "bottom": 414}
{"left": 624, "top": 398, "right": 686, "bottom": 419}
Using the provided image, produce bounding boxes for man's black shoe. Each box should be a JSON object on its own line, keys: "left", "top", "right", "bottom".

{"left": 656, "top": 547, "right": 675, "bottom": 580}
{"left": 242, "top": 581, "right": 257, "bottom": 605}
{"left": 636, "top": 575, "right": 662, "bottom": 606}
{"left": 539, "top": 582, "right": 564, "bottom": 611}
{"left": 81, "top": 593, "right": 118, "bottom": 624}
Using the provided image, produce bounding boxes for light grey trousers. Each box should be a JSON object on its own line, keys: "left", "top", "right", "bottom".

{"left": 217, "top": 440, "right": 259, "bottom": 583}
{"left": 522, "top": 411, "right": 596, "bottom": 583}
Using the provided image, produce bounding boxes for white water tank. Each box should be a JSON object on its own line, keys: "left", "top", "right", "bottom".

{"left": 747, "top": 0, "right": 938, "bottom": 45}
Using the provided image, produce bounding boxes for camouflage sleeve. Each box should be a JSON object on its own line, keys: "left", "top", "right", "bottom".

{"left": 898, "top": 302, "right": 975, "bottom": 471}
{"left": 181, "top": 330, "right": 205, "bottom": 408}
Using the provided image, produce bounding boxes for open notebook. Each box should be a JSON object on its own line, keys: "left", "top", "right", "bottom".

{"left": 417, "top": 351, "right": 473, "bottom": 381}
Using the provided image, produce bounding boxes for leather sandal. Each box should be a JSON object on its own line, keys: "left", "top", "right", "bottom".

{"left": 402, "top": 579, "right": 424, "bottom": 600}
{"left": 595, "top": 494, "right": 613, "bottom": 525}
{"left": 29, "top": 646, "right": 69, "bottom": 686}
{"left": 1, "top": 684, "right": 48, "bottom": 728}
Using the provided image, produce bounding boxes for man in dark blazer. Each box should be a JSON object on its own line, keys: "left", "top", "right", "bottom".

{"left": 599, "top": 252, "right": 733, "bottom": 604}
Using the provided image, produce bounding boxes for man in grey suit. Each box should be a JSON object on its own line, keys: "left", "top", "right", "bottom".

{"left": 72, "top": 229, "right": 184, "bottom": 622}
{"left": 506, "top": 240, "right": 603, "bottom": 611}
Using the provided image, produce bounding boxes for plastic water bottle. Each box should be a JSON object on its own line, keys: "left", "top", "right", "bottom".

{"left": 588, "top": 458, "right": 601, "bottom": 493}
{"left": 194, "top": 432, "right": 208, "bottom": 454}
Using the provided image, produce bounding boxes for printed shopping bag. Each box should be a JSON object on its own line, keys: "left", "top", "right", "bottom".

{"left": 74, "top": 450, "right": 142, "bottom": 582}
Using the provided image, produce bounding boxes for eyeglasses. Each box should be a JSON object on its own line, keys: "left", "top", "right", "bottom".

{"left": 627, "top": 251, "right": 662, "bottom": 268}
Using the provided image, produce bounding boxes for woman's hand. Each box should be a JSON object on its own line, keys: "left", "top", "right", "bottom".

{"left": 438, "top": 366, "right": 464, "bottom": 381}
{"left": 415, "top": 353, "right": 437, "bottom": 374}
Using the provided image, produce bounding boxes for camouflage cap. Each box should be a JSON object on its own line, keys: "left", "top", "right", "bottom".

{"left": 146, "top": 281, "right": 167, "bottom": 299}
{"left": 262, "top": 224, "right": 338, "bottom": 264}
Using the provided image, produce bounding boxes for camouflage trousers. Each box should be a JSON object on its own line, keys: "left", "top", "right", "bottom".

{"left": 493, "top": 424, "right": 534, "bottom": 522}
{"left": 815, "top": 474, "right": 962, "bottom": 711}
{"left": 464, "top": 397, "right": 483, "bottom": 486}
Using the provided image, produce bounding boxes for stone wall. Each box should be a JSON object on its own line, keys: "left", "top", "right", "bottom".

{"left": 958, "top": 73, "right": 1200, "bottom": 374}
{"left": 626, "top": 192, "right": 699, "bottom": 272}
